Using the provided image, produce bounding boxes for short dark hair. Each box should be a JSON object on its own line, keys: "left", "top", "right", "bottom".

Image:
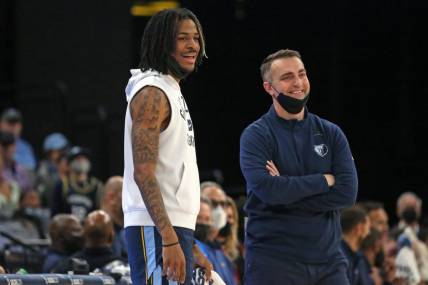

{"left": 358, "top": 201, "right": 384, "bottom": 214}
{"left": 260, "top": 49, "right": 302, "bottom": 82}
{"left": 341, "top": 206, "right": 368, "bottom": 234}
{"left": 139, "top": 8, "right": 206, "bottom": 78}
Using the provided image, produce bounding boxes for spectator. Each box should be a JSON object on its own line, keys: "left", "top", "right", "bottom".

{"left": 395, "top": 192, "right": 422, "bottom": 233}
{"left": 340, "top": 206, "right": 373, "bottom": 285}
{"left": 0, "top": 146, "right": 20, "bottom": 219}
{"left": 201, "top": 182, "right": 244, "bottom": 283}
{"left": 359, "top": 201, "right": 389, "bottom": 242}
{"left": 201, "top": 181, "right": 228, "bottom": 241}
{"left": 217, "top": 197, "right": 238, "bottom": 259}
{"left": 395, "top": 231, "right": 421, "bottom": 285}
{"left": 218, "top": 196, "right": 243, "bottom": 283}
{"left": 195, "top": 196, "right": 213, "bottom": 243}
{"left": 0, "top": 131, "right": 32, "bottom": 193}
{"left": 11, "top": 190, "right": 46, "bottom": 239}
{"left": 0, "top": 108, "right": 36, "bottom": 172}
{"left": 36, "top": 132, "right": 69, "bottom": 208}
{"left": 52, "top": 210, "right": 122, "bottom": 273}
{"left": 50, "top": 146, "right": 103, "bottom": 221}
{"left": 359, "top": 201, "right": 402, "bottom": 284}
{"left": 100, "top": 176, "right": 126, "bottom": 258}
{"left": 395, "top": 215, "right": 428, "bottom": 284}
{"left": 43, "top": 214, "right": 84, "bottom": 273}
{"left": 195, "top": 196, "right": 237, "bottom": 285}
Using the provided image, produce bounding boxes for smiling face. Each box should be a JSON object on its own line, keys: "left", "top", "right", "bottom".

{"left": 170, "top": 19, "right": 200, "bottom": 75}
{"left": 265, "top": 56, "right": 310, "bottom": 100}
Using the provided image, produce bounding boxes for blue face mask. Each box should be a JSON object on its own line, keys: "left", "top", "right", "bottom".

{"left": 271, "top": 84, "right": 309, "bottom": 114}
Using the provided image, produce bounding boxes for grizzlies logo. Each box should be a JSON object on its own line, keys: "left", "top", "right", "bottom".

{"left": 314, "top": 144, "right": 328, "bottom": 157}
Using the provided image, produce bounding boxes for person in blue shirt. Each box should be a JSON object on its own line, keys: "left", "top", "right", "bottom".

{"left": 195, "top": 196, "right": 237, "bottom": 285}
{"left": 0, "top": 108, "right": 37, "bottom": 171}
{"left": 43, "top": 214, "right": 84, "bottom": 272}
{"left": 36, "top": 132, "right": 69, "bottom": 207}
{"left": 340, "top": 206, "right": 373, "bottom": 285}
{"left": 239, "top": 49, "right": 358, "bottom": 285}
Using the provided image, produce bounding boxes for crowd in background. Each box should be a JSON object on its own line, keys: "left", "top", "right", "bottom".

{"left": 340, "top": 193, "right": 428, "bottom": 285}
{"left": 1, "top": 107, "right": 428, "bottom": 285}
{"left": 0, "top": 107, "right": 126, "bottom": 275}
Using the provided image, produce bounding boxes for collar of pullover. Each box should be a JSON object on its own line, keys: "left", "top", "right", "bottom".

{"left": 267, "top": 105, "right": 309, "bottom": 130}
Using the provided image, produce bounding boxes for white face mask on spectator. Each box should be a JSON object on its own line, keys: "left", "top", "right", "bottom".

{"left": 211, "top": 206, "right": 227, "bottom": 230}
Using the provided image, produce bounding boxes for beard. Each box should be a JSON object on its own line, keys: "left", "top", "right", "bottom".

{"left": 167, "top": 56, "right": 192, "bottom": 80}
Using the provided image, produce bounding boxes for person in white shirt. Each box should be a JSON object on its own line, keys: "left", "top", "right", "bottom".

{"left": 122, "top": 8, "right": 212, "bottom": 285}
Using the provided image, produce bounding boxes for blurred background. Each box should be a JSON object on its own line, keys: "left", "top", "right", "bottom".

{"left": 1, "top": 0, "right": 428, "bottom": 224}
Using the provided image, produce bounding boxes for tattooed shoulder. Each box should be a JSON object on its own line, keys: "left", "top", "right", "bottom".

{"left": 130, "top": 87, "right": 171, "bottom": 130}
{"left": 130, "top": 86, "right": 170, "bottom": 164}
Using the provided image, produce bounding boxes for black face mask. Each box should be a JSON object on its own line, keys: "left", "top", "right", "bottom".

{"left": 194, "top": 223, "right": 211, "bottom": 243}
{"left": 218, "top": 222, "right": 232, "bottom": 237}
{"left": 271, "top": 84, "right": 309, "bottom": 114}
{"left": 402, "top": 208, "right": 418, "bottom": 224}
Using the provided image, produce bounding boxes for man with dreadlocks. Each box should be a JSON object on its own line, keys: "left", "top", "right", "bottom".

{"left": 123, "top": 8, "right": 213, "bottom": 285}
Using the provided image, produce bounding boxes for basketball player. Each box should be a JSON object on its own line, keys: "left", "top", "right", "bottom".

{"left": 123, "top": 8, "right": 212, "bottom": 285}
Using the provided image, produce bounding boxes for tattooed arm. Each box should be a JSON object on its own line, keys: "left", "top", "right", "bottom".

{"left": 130, "top": 86, "right": 186, "bottom": 283}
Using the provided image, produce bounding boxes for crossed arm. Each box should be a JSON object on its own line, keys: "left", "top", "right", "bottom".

{"left": 240, "top": 127, "right": 331, "bottom": 206}
{"left": 240, "top": 125, "right": 357, "bottom": 211}
{"left": 284, "top": 128, "right": 357, "bottom": 212}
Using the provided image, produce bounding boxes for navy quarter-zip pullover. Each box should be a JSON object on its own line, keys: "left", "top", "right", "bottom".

{"left": 240, "top": 106, "right": 358, "bottom": 263}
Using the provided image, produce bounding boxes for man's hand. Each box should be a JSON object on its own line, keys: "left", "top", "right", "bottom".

{"left": 266, "top": 160, "right": 280, "bottom": 176}
{"left": 323, "top": 174, "right": 335, "bottom": 187}
{"left": 161, "top": 227, "right": 186, "bottom": 283}
{"left": 193, "top": 243, "right": 213, "bottom": 282}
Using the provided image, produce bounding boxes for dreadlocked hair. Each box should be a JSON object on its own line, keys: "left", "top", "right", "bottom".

{"left": 139, "top": 8, "right": 206, "bottom": 78}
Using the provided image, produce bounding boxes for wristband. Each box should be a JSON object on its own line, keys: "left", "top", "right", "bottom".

{"left": 162, "top": 241, "right": 179, "bottom": 247}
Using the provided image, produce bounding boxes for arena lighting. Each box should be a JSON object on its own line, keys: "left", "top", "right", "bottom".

{"left": 131, "top": 1, "right": 180, "bottom": 16}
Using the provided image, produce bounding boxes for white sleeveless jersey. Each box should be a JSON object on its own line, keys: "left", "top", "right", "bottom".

{"left": 123, "top": 69, "right": 200, "bottom": 230}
